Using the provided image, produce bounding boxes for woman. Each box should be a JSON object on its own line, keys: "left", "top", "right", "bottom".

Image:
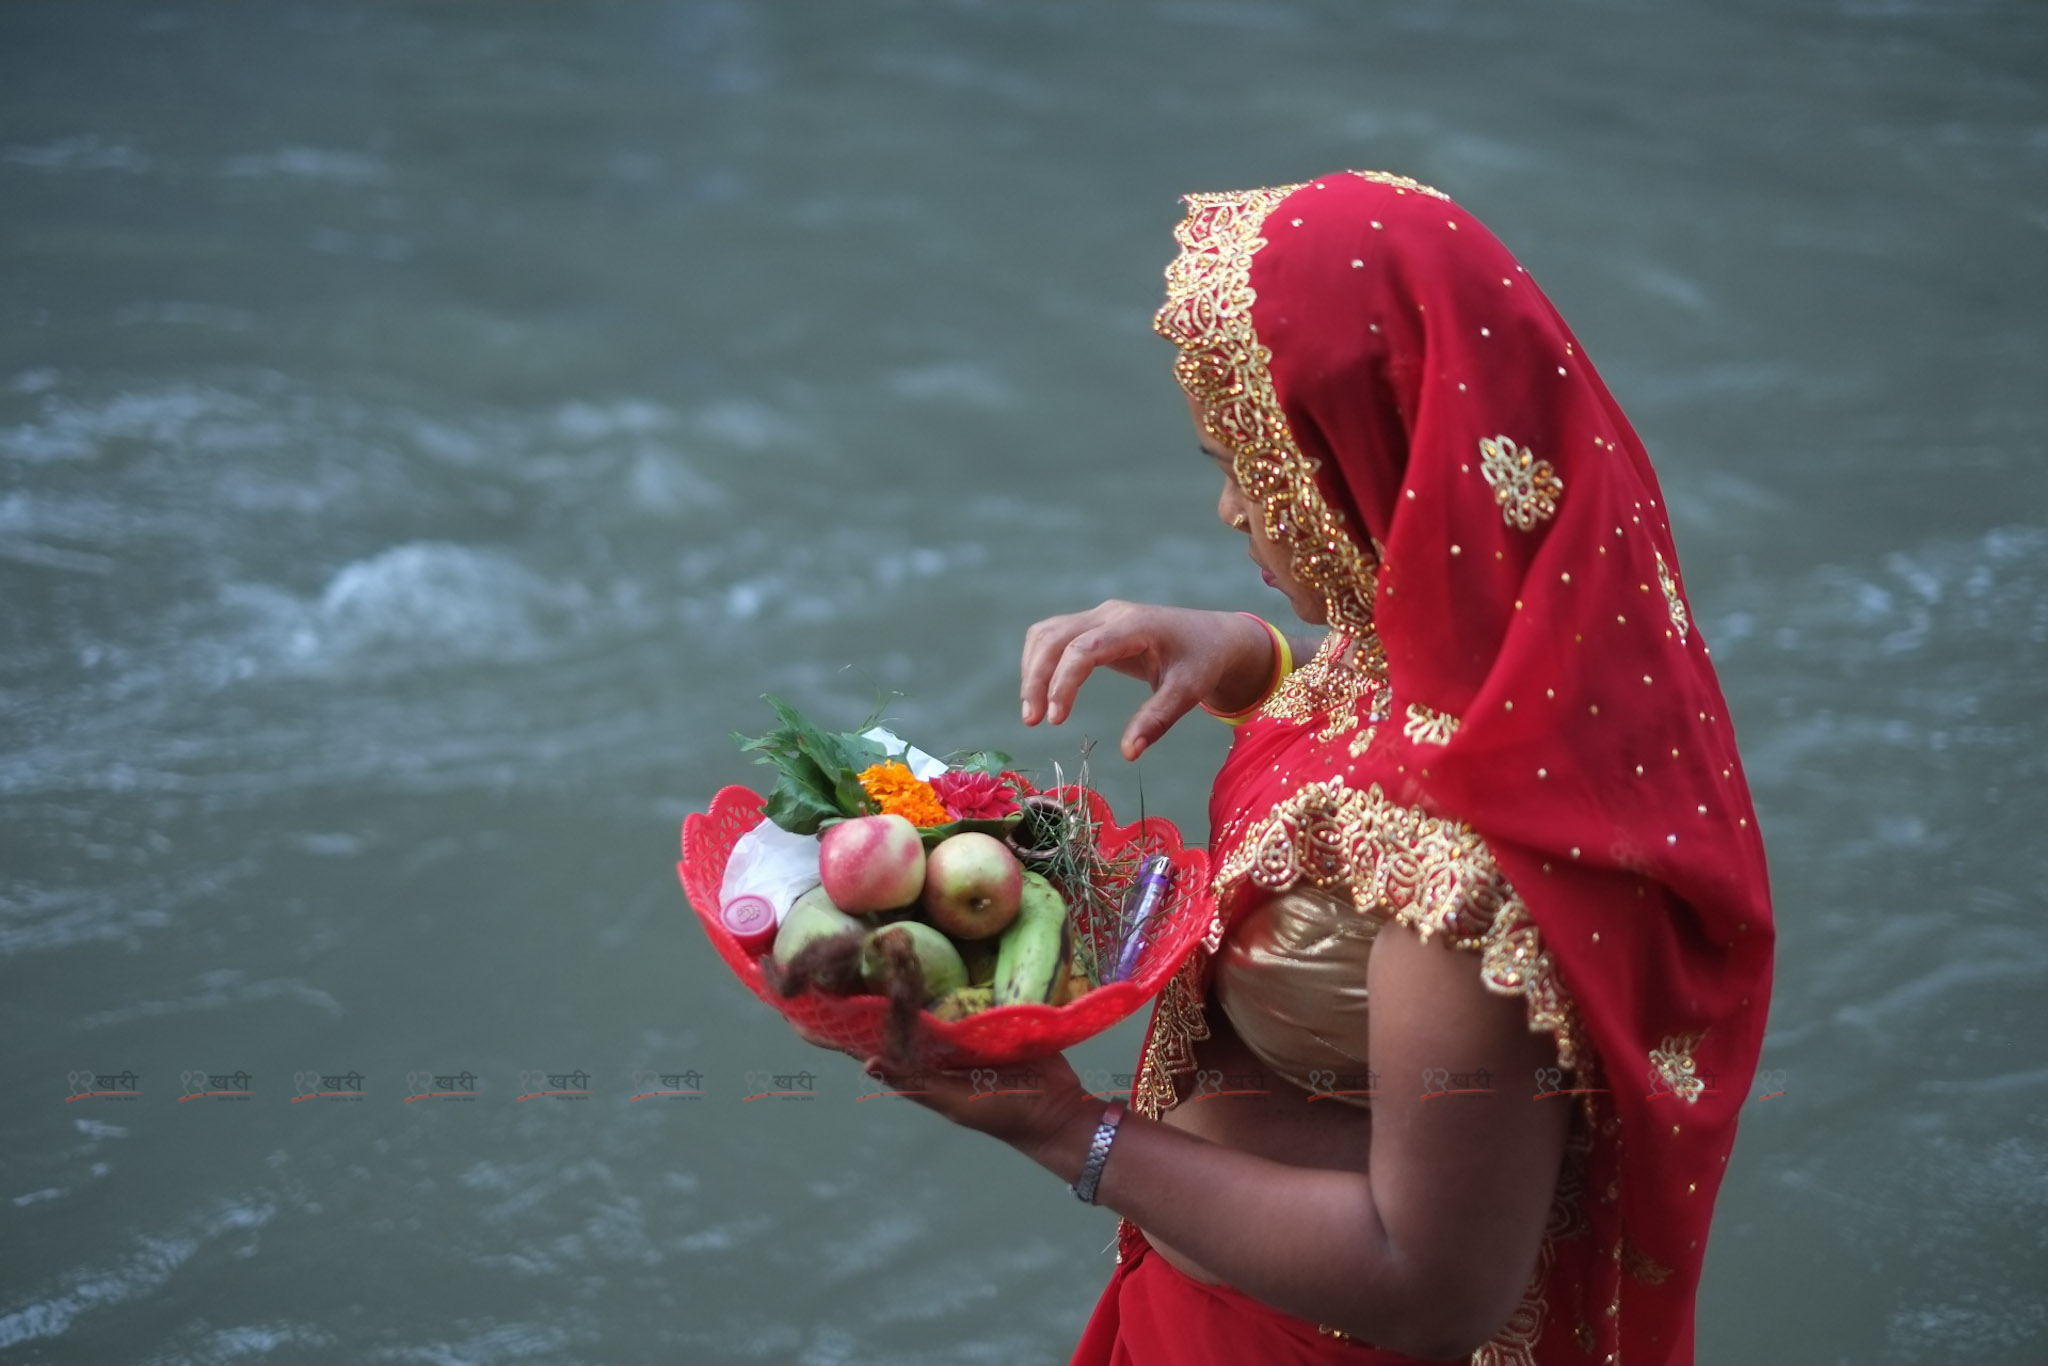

{"left": 846, "top": 169, "right": 1775, "bottom": 1364}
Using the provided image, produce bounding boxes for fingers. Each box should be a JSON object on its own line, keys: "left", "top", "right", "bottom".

{"left": 1020, "top": 602, "right": 1134, "bottom": 727}
{"left": 1120, "top": 678, "right": 1201, "bottom": 761}
{"left": 1043, "top": 626, "right": 1147, "bottom": 728}
{"left": 1019, "top": 611, "right": 1085, "bottom": 726}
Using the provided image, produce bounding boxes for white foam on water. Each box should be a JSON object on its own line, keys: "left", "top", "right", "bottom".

{"left": 1889, "top": 1300, "right": 2048, "bottom": 1358}
{"left": 682, "top": 535, "right": 994, "bottom": 630}
{"left": 671, "top": 1214, "right": 774, "bottom": 1255}
{"left": 884, "top": 362, "right": 1015, "bottom": 409}
{"left": 139, "top": 1320, "right": 339, "bottom": 1365}
{"left": 1831, "top": 942, "right": 2048, "bottom": 1035}
{"left": 819, "top": 1209, "right": 925, "bottom": 1283}
{"left": 206, "top": 543, "right": 595, "bottom": 682}
{"left": 1624, "top": 261, "right": 1714, "bottom": 313}
{"left": 359, "top": 1317, "right": 598, "bottom": 1363}
{"left": 690, "top": 396, "right": 810, "bottom": 451}
{"left": 76, "top": 969, "right": 343, "bottom": 1029}
{"left": 1876, "top": 1133, "right": 2048, "bottom": 1354}
{"left": 0, "top": 879, "right": 174, "bottom": 958}
{"left": 0, "top": 488, "right": 149, "bottom": 549}
{"left": 553, "top": 398, "right": 674, "bottom": 442}
{"left": 0, "top": 384, "right": 244, "bottom": 464}
{"left": 0, "top": 538, "right": 114, "bottom": 574}
{"left": 0, "top": 1195, "right": 277, "bottom": 1349}
{"left": 623, "top": 448, "right": 723, "bottom": 515}
{"left": 858, "top": 1235, "right": 1065, "bottom": 1329}
{"left": 3, "top": 135, "right": 150, "bottom": 173}
{"left": 1710, "top": 522, "right": 2048, "bottom": 1356}
{"left": 315, "top": 543, "right": 588, "bottom": 663}
{"left": 290, "top": 831, "right": 367, "bottom": 857}
{"left": 1916, "top": 1065, "right": 2048, "bottom": 1098}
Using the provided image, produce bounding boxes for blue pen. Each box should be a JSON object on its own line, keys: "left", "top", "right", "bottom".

{"left": 1110, "top": 855, "right": 1175, "bottom": 983}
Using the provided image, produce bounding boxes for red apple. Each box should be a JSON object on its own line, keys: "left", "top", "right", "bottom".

{"left": 818, "top": 814, "right": 926, "bottom": 912}
{"left": 920, "top": 832, "right": 1023, "bottom": 940}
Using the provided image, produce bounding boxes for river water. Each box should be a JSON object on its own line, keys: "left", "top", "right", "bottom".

{"left": 2, "top": 3, "right": 2043, "bottom": 1363}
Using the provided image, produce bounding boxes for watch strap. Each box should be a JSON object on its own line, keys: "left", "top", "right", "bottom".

{"left": 1072, "top": 1100, "right": 1126, "bottom": 1205}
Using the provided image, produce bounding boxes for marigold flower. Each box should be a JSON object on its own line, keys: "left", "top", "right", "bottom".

{"left": 857, "top": 762, "right": 951, "bottom": 828}
{"left": 931, "top": 769, "right": 1020, "bottom": 821}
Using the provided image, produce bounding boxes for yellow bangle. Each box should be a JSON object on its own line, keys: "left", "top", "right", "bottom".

{"left": 1201, "top": 613, "right": 1292, "bottom": 725}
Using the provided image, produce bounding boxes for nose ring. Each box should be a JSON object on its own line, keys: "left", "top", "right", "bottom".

{"left": 1231, "top": 514, "right": 1249, "bottom": 530}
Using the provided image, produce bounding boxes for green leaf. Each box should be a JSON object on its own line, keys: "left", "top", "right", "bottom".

{"left": 763, "top": 783, "right": 845, "bottom": 836}
{"left": 734, "top": 696, "right": 890, "bottom": 834}
{"left": 832, "top": 769, "right": 877, "bottom": 818}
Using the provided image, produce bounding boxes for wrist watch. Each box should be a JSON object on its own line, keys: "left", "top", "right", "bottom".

{"left": 1071, "top": 1100, "right": 1126, "bottom": 1205}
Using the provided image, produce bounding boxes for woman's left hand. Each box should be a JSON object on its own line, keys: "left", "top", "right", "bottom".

{"left": 859, "top": 1049, "right": 1100, "bottom": 1158}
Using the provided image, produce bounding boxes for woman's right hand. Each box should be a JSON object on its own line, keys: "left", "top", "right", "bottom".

{"left": 1019, "top": 601, "right": 1279, "bottom": 761}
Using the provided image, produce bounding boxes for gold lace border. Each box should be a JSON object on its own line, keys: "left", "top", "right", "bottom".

{"left": 1133, "top": 776, "right": 1586, "bottom": 1129}
{"left": 1153, "top": 177, "right": 1380, "bottom": 635}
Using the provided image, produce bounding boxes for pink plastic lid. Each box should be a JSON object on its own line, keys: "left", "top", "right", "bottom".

{"left": 720, "top": 894, "right": 779, "bottom": 957}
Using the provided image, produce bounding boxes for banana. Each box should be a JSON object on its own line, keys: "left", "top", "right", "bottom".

{"left": 1067, "top": 927, "right": 1100, "bottom": 993}
{"left": 929, "top": 985, "right": 994, "bottom": 1022}
{"left": 993, "top": 871, "right": 1070, "bottom": 1005}
{"left": 859, "top": 921, "right": 968, "bottom": 1002}
{"left": 1052, "top": 948, "right": 1090, "bottom": 1006}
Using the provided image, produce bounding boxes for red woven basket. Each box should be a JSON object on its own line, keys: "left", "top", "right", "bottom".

{"left": 678, "top": 784, "right": 1213, "bottom": 1069}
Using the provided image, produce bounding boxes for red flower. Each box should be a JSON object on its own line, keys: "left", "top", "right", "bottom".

{"left": 932, "top": 769, "right": 1020, "bottom": 821}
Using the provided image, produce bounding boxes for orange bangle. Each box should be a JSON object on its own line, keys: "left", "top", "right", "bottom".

{"left": 1201, "top": 614, "right": 1292, "bottom": 725}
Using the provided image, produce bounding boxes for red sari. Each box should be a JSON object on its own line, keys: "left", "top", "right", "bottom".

{"left": 1072, "top": 171, "right": 1775, "bottom": 1365}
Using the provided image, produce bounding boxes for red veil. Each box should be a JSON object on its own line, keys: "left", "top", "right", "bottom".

{"left": 1110, "top": 172, "right": 1775, "bottom": 1364}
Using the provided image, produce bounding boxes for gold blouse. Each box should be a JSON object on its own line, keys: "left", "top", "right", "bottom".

{"left": 1211, "top": 887, "right": 1378, "bottom": 1107}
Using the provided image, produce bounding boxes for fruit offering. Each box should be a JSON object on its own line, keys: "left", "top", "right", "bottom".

{"left": 764, "top": 824, "right": 1101, "bottom": 1062}
{"left": 680, "top": 697, "right": 1213, "bottom": 1069}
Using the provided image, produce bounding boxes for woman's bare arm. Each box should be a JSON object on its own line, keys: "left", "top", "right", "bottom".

{"left": 1022, "top": 920, "right": 1571, "bottom": 1358}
